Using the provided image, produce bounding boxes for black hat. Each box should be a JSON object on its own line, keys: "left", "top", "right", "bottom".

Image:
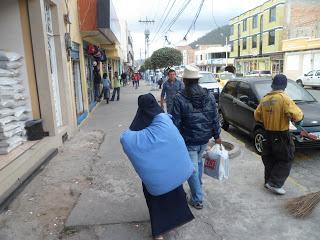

{"left": 129, "top": 93, "right": 164, "bottom": 131}
{"left": 271, "top": 74, "right": 287, "bottom": 90}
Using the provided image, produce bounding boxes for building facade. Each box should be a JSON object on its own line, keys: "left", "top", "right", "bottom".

{"left": 229, "top": 0, "right": 285, "bottom": 75}
{"left": 176, "top": 45, "right": 195, "bottom": 65}
{"left": 195, "top": 45, "right": 234, "bottom": 73}
{"left": 0, "top": 0, "right": 129, "bottom": 204}
{"left": 283, "top": 0, "right": 320, "bottom": 80}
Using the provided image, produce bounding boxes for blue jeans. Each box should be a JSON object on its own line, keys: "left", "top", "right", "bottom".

{"left": 187, "top": 144, "right": 207, "bottom": 204}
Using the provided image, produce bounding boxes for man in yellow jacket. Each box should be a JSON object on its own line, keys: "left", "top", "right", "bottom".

{"left": 254, "top": 74, "right": 303, "bottom": 195}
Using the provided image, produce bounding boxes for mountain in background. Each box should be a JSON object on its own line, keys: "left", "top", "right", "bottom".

{"left": 189, "top": 25, "right": 230, "bottom": 49}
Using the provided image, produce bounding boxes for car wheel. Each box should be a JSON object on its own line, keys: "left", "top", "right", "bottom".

{"left": 219, "top": 111, "right": 229, "bottom": 131}
{"left": 296, "top": 80, "right": 304, "bottom": 87}
{"left": 254, "top": 128, "right": 266, "bottom": 155}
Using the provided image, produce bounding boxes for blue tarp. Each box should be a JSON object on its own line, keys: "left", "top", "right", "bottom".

{"left": 120, "top": 113, "right": 193, "bottom": 196}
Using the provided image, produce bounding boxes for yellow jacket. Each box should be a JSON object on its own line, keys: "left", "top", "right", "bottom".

{"left": 254, "top": 91, "right": 303, "bottom": 131}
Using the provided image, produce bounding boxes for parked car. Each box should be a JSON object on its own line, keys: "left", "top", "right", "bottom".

{"left": 177, "top": 71, "right": 222, "bottom": 103}
{"left": 245, "top": 70, "right": 272, "bottom": 77}
{"left": 219, "top": 77, "right": 320, "bottom": 154}
{"left": 198, "top": 71, "right": 222, "bottom": 103}
{"left": 296, "top": 70, "right": 320, "bottom": 88}
{"left": 215, "top": 72, "right": 236, "bottom": 87}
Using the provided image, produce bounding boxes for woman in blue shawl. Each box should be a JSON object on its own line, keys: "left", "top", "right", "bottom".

{"left": 130, "top": 93, "right": 194, "bottom": 240}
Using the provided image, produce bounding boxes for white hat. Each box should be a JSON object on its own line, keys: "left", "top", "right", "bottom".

{"left": 182, "top": 65, "right": 201, "bottom": 79}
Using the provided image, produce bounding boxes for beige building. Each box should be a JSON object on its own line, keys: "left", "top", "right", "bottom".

{"left": 194, "top": 45, "right": 234, "bottom": 73}
{"left": 283, "top": 0, "right": 320, "bottom": 80}
{"left": 176, "top": 45, "right": 196, "bottom": 65}
{"left": 0, "top": 0, "right": 128, "bottom": 205}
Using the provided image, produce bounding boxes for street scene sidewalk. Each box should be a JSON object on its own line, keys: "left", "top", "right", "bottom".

{"left": 0, "top": 82, "right": 319, "bottom": 240}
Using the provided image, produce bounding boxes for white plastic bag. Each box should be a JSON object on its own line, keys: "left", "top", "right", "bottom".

{"left": 0, "top": 100, "right": 25, "bottom": 109}
{"left": 0, "top": 85, "right": 25, "bottom": 94}
{"left": 204, "top": 144, "right": 229, "bottom": 180}
{"left": 0, "top": 127, "right": 23, "bottom": 140}
{"left": 0, "top": 50, "right": 22, "bottom": 61}
{"left": 0, "top": 108, "right": 14, "bottom": 118}
{"left": 0, "top": 61, "right": 23, "bottom": 69}
{"left": 0, "top": 68, "right": 19, "bottom": 77}
{"left": 0, "top": 116, "right": 16, "bottom": 126}
{"left": 0, "top": 77, "right": 22, "bottom": 86}
{"left": 0, "top": 121, "right": 22, "bottom": 132}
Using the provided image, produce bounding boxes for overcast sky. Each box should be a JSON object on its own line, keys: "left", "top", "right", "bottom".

{"left": 113, "top": 0, "right": 266, "bottom": 59}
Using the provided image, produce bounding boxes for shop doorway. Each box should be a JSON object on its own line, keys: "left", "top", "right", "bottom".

{"left": 71, "top": 42, "right": 84, "bottom": 121}
{"left": 44, "top": 2, "right": 62, "bottom": 127}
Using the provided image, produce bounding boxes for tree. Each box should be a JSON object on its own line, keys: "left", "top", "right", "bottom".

{"left": 150, "top": 47, "right": 182, "bottom": 69}
{"left": 144, "top": 58, "right": 153, "bottom": 70}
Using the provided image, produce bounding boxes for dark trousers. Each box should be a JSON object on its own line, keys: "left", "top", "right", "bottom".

{"left": 262, "top": 131, "right": 295, "bottom": 188}
{"left": 111, "top": 87, "right": 120, "bottom": 101}
{"left": 94, "top": 84, "right": 100, "bottom": 100}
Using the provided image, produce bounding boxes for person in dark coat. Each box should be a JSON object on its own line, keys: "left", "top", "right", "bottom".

{"left": 130, "top": 93, "right": 194, "bottom": 240}
{"left": 93, "top": 62, "right": 102, "bottom": 102}
{"left": 171, "top": 65, "right": 221, "bottom": 210}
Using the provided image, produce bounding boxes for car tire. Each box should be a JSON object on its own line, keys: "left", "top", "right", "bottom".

{"left": 254, "top": 128, "right": 266, "bottom": 155}
{"left": 219, "top": 111, "right": 229, "bottom": 131}
{"left": 296, "top": 80, "right": 304, "bottom": 87}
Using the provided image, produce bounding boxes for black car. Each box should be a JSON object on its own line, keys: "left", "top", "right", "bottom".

{"left": 219, "top": 77, "right": 320, "bottom": 154}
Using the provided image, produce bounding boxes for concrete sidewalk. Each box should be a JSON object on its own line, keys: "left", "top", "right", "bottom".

{"left": 64, "top": 82, "right": 320, "bottom": 240}
{"left": 0, "top": 82, "right": 318, "bottom": 240}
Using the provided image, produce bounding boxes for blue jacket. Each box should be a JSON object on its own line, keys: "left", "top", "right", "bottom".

{"left": 171, "top": 84, "right": 221, "bottom": 146}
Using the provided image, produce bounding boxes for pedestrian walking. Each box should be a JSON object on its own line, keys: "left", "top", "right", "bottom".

{"left": 110, "top": 71, "right": 121, "bottom": 101}
{"left": 102, "top": 73, "right": 111, "bottom": 104}
{"left": 171, "top": 65, "right": 221, "bottom": 210}
{"left": 121, "top": 72, "right": 127, "bottom": 86}
{"left": 128, "top": 93, "right": 194, "bottom": 240}
{"left": 157, "top": 78, "right": 163, "bottom": 89}
{"left": 254, "top": 74, "right": 304, "bottom": 195}
{"left": 160, "top": 69, "right": 184, "bottom": 113}
{"left": 93, "top": 61, "right": 102, "bottom": 102}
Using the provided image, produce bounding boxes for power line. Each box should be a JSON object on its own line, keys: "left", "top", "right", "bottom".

{"left": 162, "top": 0, "right": 192, "bottom": 35}
{"left": 151, "top": 0, "right": 171, "bottom": 34}
{"left": 211, "top": 0, "right": 220, "bottom": 29}
{"left": 152, "top": 0, "right": 191, "bottom": 46}
{"left": 151, "top": 0, "right": 177, "bottom": 43}
{"left": 183, "top": 0, "right": 205, "bottom": 41}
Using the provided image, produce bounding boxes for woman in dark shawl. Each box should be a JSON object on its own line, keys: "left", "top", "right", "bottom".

{"left": 130, "top": 93, "right": 194, "bottom": 240}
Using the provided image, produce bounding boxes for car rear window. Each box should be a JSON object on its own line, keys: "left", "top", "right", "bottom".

{"left": 223, "top": 81, "right": 237, "bottom": 97}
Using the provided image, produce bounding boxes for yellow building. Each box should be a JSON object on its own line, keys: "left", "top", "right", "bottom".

{"left": 229, "top": 0, "right": 285, "bottom": 75}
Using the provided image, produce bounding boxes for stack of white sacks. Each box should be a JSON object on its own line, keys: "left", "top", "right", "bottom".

{"left": 0, "top": 50, "right": 31, "bottom": 154}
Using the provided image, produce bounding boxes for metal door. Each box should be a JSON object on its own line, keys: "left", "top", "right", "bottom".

{"left": 44, "top": 2, "right": 62, "bottom": 127}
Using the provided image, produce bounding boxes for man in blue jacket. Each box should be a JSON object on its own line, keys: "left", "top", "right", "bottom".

{"left": 171, "top": 65, "right": 221, "bottom": 210}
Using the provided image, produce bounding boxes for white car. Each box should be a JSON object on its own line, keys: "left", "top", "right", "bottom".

{"left": 245, "top": 70, "right": 272, "bottom": 77}
{"left": 297, "top": 70, "right": 320, "bottom": 88}
{"left": 198, "top": 71, "right": 223, "bottom": 103}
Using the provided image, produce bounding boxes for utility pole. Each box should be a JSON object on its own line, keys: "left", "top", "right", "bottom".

{"left": 139, "top": 17, "right": 155, "bottom": 60}
{"left": 225, "top": 37, "right": 228, "bottom": 66}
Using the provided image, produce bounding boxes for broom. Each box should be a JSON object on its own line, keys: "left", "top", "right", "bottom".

{"left": 286, "top": 191, "right": 320, "bottom": 217}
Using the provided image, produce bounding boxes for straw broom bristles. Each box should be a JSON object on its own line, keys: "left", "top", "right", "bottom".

{"left": 286, "top": 191, "right": 320, "bottom": 218}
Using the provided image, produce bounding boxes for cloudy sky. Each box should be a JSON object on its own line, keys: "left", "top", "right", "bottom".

{"left": 113, "top": 0, "right": 266, "bottom": 59}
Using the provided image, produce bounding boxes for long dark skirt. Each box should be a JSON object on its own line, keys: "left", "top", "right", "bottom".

{"left": 142, "top": 183, "right": 194, "bottom": 237}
